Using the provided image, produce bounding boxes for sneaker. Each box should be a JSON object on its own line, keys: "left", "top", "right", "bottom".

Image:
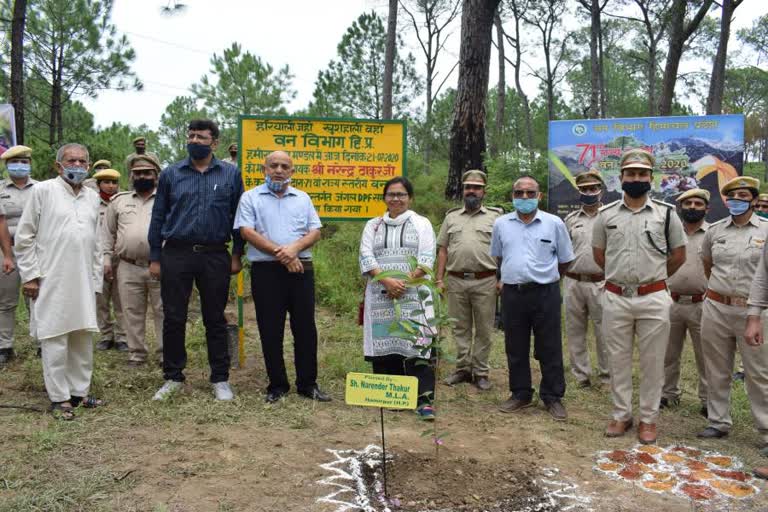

{"left": 416, "top": 404, "right": 435, "bottom": 421}
{"left": 212, "top": 381, "right": 234, "bottom": 401}
{"left": 152, "top": 380, "right": 182, "bottom": 401}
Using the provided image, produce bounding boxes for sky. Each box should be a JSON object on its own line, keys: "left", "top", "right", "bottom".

{"left": 82, "top": 0, "right": 768, "bottom": 131}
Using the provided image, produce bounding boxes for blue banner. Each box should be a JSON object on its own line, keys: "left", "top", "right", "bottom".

{"left": 548, "top": 114, "right": 745, "bottom": 221}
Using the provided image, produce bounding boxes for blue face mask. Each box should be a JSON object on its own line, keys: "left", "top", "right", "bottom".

{"left": 63, "top": 166, "right": 88, "bottom": 185}
{"left": 726, "top": 198, "right": 752, "bottom": 217}
{"left": 513, "top": 197, "right": 538, "bottom": 214}
{"left": 265, "top": 174, "right": 290, "bottom": 193}
{"left": 7, "top": 162, "right": 30, "bottom": 179}
{"left": 187, "top": 142, "right": 212, "bottom": 160}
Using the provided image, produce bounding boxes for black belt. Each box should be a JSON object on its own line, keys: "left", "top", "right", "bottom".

{"left": 164, "top": 240, "right": 227, "bottom": 253}
{"left": 253, "top": 259, "right": 313, "bottom": 270}
{"left": 504, "top": 282, "right": 553, "bottom": 292}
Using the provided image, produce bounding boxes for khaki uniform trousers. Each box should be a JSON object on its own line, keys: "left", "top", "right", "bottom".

{"left": 0, "top": 267, "right": 20, "bottom": 350}
{"left": 701, "top": 300, "right": 768, "bottom": 443}
{"left": 40, "top": 330, "right": 94, "bottom": 402}
{"left": 602, "top": 290, "right": 671, "bottom": 423}
{"left": 564, "top": 278, "right": 609, "bottom": 383}
{"left": 663, "top": 301, "right": 707, "bottom": 403}
{"left": 97, "top": 266, "right": 126, "bottom": 342}
{"left": 446, "top": 274, "right": 496, "bottom": 377}
{"left": 117, "top": 261, "right": 163, "bottom": 362}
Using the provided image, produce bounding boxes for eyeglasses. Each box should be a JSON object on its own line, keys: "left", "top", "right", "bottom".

{"left": 187, "top": 133, "right": 213, "bottom": 143}
{"left": 512, "top": 190, "right": 538, "bottom": 198}
{"left": 385, "top": 192, "right": 409, "bottom": 199}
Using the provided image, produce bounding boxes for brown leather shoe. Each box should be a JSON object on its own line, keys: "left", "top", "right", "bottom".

{"left": 473, "top": 375, "right": 492, "bottom": 391}
{"left": 499, "top": 396, "right": 533, "bottom": 413}
{"left": 637, "top": 421, "right": 657, "bottom": 444}
{"left": 754, "top": 467, "right": 768, "bottom": 480}
{"left": 605, "top": 418, "right": 633, "bottom": 437}
{"left": 444, "top": 370, "right": 472, "bottom": 386}
{"left": 545, "top": 400, "right": 567, "bottom": 421}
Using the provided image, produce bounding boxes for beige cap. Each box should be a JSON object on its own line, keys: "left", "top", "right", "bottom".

{"left": 758, "top": 193, "right": 768, "bottom": 203}
{"left": 92, "top": 159, "right": 111, "bottom": 170}
{"left": 575, "top": 169, "right": 604, "bottom": 187}
{"left": 129, "top": 154, "right": 161, "bottom": 173}
{"left": 721, "top": 176, "right": 760, "bottom": 195}
{"left": 676, "top": 188, "right": 711, "bottom": 204}
{"left": 132, "top": 136, "right": 146, "bottom": 145}
{"left": 620, "top": 148, "right": 655, "bottom": 171}
{"left": 1, "top": 145, "right": 32, "bottom": 161}
{"left": 462, "top": 169, "right": 487, "bottom": 186}
{"left": 93, "top": 169, "right": 121, "bottom": 181}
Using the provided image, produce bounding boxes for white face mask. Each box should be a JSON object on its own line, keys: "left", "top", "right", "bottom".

{"left": 63, "top": 166, "right": 88, "bottom": 185}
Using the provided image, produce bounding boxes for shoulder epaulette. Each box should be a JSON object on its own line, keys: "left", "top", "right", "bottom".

{"left": 708, "top": 217, "right": 728, "bottom": 227}
{"left": 758, "top": 216, "right": 768, "bottom": 223}
{"left": 598, "top": 200, "right": 620, "bottom": 212}
{"left": 445, "top": 206, "right": 462, "bottom": 215}
{"left": 564, "top": 210, "right": 580, "bottom": 220}
{"left": 651, "top": 198, "right": 674, "bottom": 208}
{"left": 486, "top": 206, "right": 504, "bottom": 214}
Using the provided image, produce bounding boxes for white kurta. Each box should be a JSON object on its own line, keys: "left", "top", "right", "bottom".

{"left": 14, "top": 177, "right": 102, "bottom": 339}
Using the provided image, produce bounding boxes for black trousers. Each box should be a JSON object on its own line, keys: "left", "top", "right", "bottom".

{"left": 160, "top": 245, "right": 231, "bottom": 383}
{"left": 251, "top": 262, "right": 318, "bottom": 393}
{"left": 502, "top": 282, "right": 565, "bottom": 403}
{"left": 370, "top": 354, "right": 435, "bottom": 407}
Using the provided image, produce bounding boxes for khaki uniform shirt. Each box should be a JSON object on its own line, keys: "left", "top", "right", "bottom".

{"left": 592, "top": 197, "right": 686, "bottom": 285}
{"left": 702, "top": 213, "right": 768, "bottom": 298}
{"left": 0, "top": 178, "right": 38, "bottom": 238}
{"left": 667, "top": 221, "right": 709, "bottom": 295}
{"left": 437, "top": 205, "right": 501, "bottom": 272}
{"left": 564, "top": 207, "right": 603, "bottom": 275}
{"left": 748, "top": 231, "right": 768, "bottom": 315}
{"left": 102, "top": 189, "right": 156, "bottom": 264}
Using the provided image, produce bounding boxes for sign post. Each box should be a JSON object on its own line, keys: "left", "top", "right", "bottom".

{"left": 345, "top": 372, "right": 418, "bottom": 499}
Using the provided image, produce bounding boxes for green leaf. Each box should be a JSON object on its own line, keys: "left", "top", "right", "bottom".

{"left": 372, "top": 270, "right": 410, "bottom": 281}
{"left": 410, "top": 309, "right": 426, "bottom": 317}
{"left": 407, "top": 255, "right": 419, "bottom": 271}
{"left": 418, "top": 289, "right": 431, "bottom": 301}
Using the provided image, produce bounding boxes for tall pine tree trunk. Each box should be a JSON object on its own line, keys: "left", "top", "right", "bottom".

{"left": 446, "top": 0, "right": 501, "bottom": 199}
{"left": 491, "top": 13, "right": 505, "bottom": 157}
{"left": 10, "top": 0, "right": 27, "bottom": 144}
{"left": 706, "top": 0, "right": 742, "bottom": 115}
{"left": 382, "top": 0, "right": 398, "bottom": 120}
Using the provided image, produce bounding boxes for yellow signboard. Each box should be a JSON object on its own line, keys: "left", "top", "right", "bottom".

{"left": 238, "top": 116, "right": 406, "bottom": 220}
{"left": 345, "top": 372, "right": 418, "bottom": 410}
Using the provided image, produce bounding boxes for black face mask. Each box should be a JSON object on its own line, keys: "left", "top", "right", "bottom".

{"left": 187, "top": 143, "right": 212, "bottom": 160}
{"left": 229, "top": 151, "right": 237, "bottom": 158}
{"left": 680, "top": 208, "right": 706, "bottom": 223}
{"left": 579, "top": 193, "right": 600, "bottom": 205}
{"left": 622, "top": 181, "right": 651, "bottom": 199}
{"left": 133, "top": 178, "right": 155, "bottom": 193}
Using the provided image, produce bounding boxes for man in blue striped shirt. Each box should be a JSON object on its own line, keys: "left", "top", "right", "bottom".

{"left": 148, "top": 119, "right": 244, "bottom": 402}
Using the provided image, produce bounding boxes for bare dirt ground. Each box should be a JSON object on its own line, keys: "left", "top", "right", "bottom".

{"left": 1, "top": 304, "right": 767, "bottom": 511}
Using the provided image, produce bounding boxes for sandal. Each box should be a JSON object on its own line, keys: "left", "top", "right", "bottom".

{"left": 70, "top": 396, "right": 106, "bottom": 408}
{"left": 49, "top": 401, "right": 75, "bottom": 421}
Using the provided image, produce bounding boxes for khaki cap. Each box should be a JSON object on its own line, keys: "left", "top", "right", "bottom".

{"left": 620, "top": 148, "right": 655, "bottom": 171}
{"left": 132, "top": 136, "right": 146, "bottom": 144}
{"left": 1, "top": 145, "right": 32, "bottom": 161}
{"left": 575, "top": 169, "right": 604, "bottom": 187}
{"left": 228, "top": 143, "right": 237, "bottom": 151}
{"left": 92, "top": 159, "right": 111, "bottom": 170}
{"left": 676, "top": 188, "right": 711, "bottom": 204}
{"left": 128, "top": 154, "right": 161, "bottom": 173}
{"left": 721, "top": 176, "right": 760, "bottom": 195}
{"left": 462, "top": 169, "right": 487, "bottom": 186}
{"left": 93, "top": 169, "right": 121, "bottom": 181}
{"left": 759, "top": 193, "right": 768, "bottom": 203}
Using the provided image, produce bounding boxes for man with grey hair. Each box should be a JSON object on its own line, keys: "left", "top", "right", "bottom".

{"left": 15, "top": 143, "right": 105, "bottom": 420}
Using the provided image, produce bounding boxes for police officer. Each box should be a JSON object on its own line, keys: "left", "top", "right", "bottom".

{"left": 103, "top": 155, "right": 163, "bottom": 366}
{"left": 593, "top": 148, "right": 686, "bottom": 444}
{"left": 661, "top": 188, "right": 710, "bottom": 416}
{"left": 222, "top": 143, "right": 238, "bottom": 166}
{"left": 436, "top": 170, "right": 502, "bottom": 390}
{"left": 93, "top": 168, "right": 127, "bottom": 351}
{"left": 563, "top": 170, "right": 609, "bottom": 388}
{"left": 84, "top": 159, "right": 112, "bottom": 192}
{"left": 756, "top": 193, "right": 768, "bottom": 219}
{"left": 0, "top": 145, "right": 36, "bottom": 363}
{"left": 698, "top": 176, "right": 768, "bottom": 441}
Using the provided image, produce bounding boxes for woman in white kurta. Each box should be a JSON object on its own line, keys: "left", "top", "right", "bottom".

{"left": 15, "top": 145, "right": 103, "bottom": 418}
{"left": 359, "top": 177, "right": 436, "bottom": 418}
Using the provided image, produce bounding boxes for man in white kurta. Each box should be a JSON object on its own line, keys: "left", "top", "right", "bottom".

{"left": 14, "top": 143, "right": 103, "bottom": 408}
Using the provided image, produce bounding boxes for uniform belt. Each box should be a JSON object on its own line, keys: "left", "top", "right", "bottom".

{"left": 448, "top": 270, "right": 496, "bottom": 280}
{"left": 165, "top": 240, "right": 227, "bottom": 253}
{"left": 706, "top": 289, "right": 748, "bottom": 307}
{"left": 671, "top": 292, "right": 704, "bottom": 304}
{"left": 120, "top": 256, "right": 150, "bottom": 267}
{"left": 565, "top": 272, "right": 604, "bottom": 282}
{"left": 504, "top": 282, "right": 552, "bottom": 292}
{"left": 605, "top": 280, "right": 666, "bottom": 297}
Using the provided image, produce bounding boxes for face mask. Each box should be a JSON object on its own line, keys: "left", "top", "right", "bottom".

{"left": 513, "top": 197, "right": 538, "bottom": 214}
{"left": 63, "top": 166, "right": 88, "bottom": 185}
{"left": 133, "top": 178, "right": 155, "bottom": 193}
{"left": 187, "top": 143, "right": 212, "bottom": 160}
{"left": 622, "top": 181, "right": 651, "bottom": 199}
{"left": 135, "top": 147, "right": 146, "bottom": 155}
{"left": 757, "top": 211, "right": 768, "bottom": 219}
{"left": 7, "top": 162, "right": 30, "bottom": 179}
{"left": 265, "top": 174, "right": 290, "bottom": 193}
{"left": 726, "top": 198, "right": 752, "bottom": 216}
{"left": 464, "top": 195, "right": 481, "bottom": 211}
{"left": 680, "top": 208, "right": 706, "bottom": 223}
{"left": 579, "top": 193, "right": 600, "bottom": 205}
{"left": 229, "top": 151, "right": 237, "bottom": 159}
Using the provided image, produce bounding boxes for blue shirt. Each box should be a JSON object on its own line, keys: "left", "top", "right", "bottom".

{"left": 490, "top": 210, "right": 574, "bottom": 285}
{"left": 148, "top": 157, "right": 245, "bottom": 261}
{"left": 233, "top": 184, "right": 322, "bottom": 262}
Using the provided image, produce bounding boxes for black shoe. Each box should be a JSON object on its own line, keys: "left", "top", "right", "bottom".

{"left": 473, "top": 376, "right": 492, "bottom": 391}
{"left": 96, "top": 339, "right": 114, "bottom": 351}
{"left": 700, "top": 404, "right": 708, "bottom": 418}
{"left": 298, "top": 386, "right": 332, "bottom": 402}
{"left": 545, "top": 400, "right": 567, "bottom": 421}
{"left": 444, "top": 370, "right": 472, "bottom": 386}
{"left": 265, "top": 389, "right": 288, "bottom": 403}
{"left": 0, "top": 348, "right": 14, "bottom": 364}
{"left": 576, "top": 378, "right": 591, "bottom": 389}
{"left": 35, "top": 348, "right": 41, "bottom": 358}
{"left": 659, "top": 397, "right": 679, "bottom": 409}
{"left": 114, "top": 341, "right": 129, "bottom": 352}
{"left": 697, "top": 427, "right": 729, "bottom": 439}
